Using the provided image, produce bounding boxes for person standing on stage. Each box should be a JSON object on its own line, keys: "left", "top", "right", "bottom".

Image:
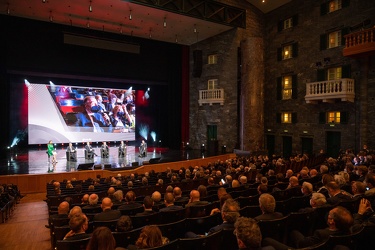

{"left": 101, "top": 142, "right": 109, "bottom": 158}
{"left": 139, "top": 140, "right": 147, "bottom": 158}
{"left": 47, "top": 140, "right": 57, "bottom": 163}
{"left": 119, "top": 141, "right": 127, "bottom": 157}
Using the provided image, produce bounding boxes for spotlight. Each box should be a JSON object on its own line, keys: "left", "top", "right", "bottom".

{"left": 24, "top": 79, "right": 30, "bottom": 86}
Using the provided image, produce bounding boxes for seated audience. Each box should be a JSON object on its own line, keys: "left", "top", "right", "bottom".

{"left": 127, "top": 225, "right": 166, "bottom": 249}
{"left": 159, "top": 192, "right": 183, "bottom": 212}
{"left": 86, "top": 226, "right": 121, "bottom": 250}
{"left": 116, "top": 215, "right": 133, "bottom": 232}
{"left": 135, "top": 196, "right": 156, "bottom": 216}
{"left": 299, "top": 192, "right": 327, "bottom": 213}
{"left": 118, "top": 191, "right": 143, "bottom": 210}
{"left": 365, "top": 173, "right": 375, "bottom": 196}
{"left": 326, "top": 181, "right": 352, "bottom": 205}
{"left": 93, "top": 197, "right": 121, "bottom": 221}
{"left": 255, "top": 193, "right": 283, "bottom": 221}
{"left": 185, "top": 190, "right": 209, "bottom": 207}
{"left": 351, "top": 181, "right": 366, "bottom": 198}
{"left": 301, "top": 182, "right": 313, "bottom": 196}
{"left": 63, "top": 213, "right": 90, "bottom": 241}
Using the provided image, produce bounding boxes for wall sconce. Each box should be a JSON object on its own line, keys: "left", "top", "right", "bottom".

{"left": 89, "top": 0, "right": 93, "bottom": 12}
{"left": 129, "top": 10, "right": 132, "bottom": 20}
{"left": 163, "top": 17, "right": 167, "bottom": 28}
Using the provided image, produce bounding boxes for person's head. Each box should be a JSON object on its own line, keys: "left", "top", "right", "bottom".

{"left": 151, "top": 191, "right": 162, "bottom": 203}
{"left": 113, "top": 190, "right": 123, "bottom": 202}
{"left": 258, "top": 193, "right": 276, "bottom": 214}
{"left": 240, "top": 175, "right": 247, "bottom": 184}
{"left": 310, "top": 192, "right": 327, "bottom": 208}
{"left": 101, "top": 197, "right": 113, "bottom": 211}
{"left": 58, "top": 201, "right": 70, "bottom": 215}
{"left": 322, "top": 174, "right": 334, "bottom": 186}
{"left": 69, "top": 206, "right": 82, "bottom": 219}
{"left": 173, "top": 186, "right": 181, "bottom": 196}
{"left": 358, "top": 165, "right": 368, "bottom": 176}
{"left": 69, "top": 213, "right": 88, "bottom": 233}
{"left": 286, "top": 169, "right": 293, "bottom": 178}
{"left": 234, "top": 217, "right": 262, "bottom": 249}
{"left": 189, "top": 190, "right": 200, "bottom": 202}
{"left": 164, "top": 192, "right": 175, "bottom": 206}
{"left": 221, "top": 199, "right": 240, "bottom": 223}
{"left": 289, "top": 176, "right": 299, "bottom": 187}
{"left": 327, "top": 206, "right": 353, "bottom": 233}
{"left": 217, "top": 187, "right": 228, "bottom": 199}
{"left": 89, "top": 193, "right": 99, "bottom": 205}
{"left": 232, "top": 179, "right": 241, "bottom": 188}
{"left": 49, "top": 140, "right": 53, "bottom": 144}
{"left": 310, "top": 169, "right": 318, "bottom": 177}
{"left": 135, "top": 225, "right": 163, "bottom": 249}
{"left": 197, "top": 185, "right": 207, "bottom": 198}
{"left": 82, "top": 194, "right": 89, "bottom": 204}
{"left": 107, "top": 187, "right": 115, "bottom": 197}
{"left": 301, "top": 182, "right": 313, "bottom": 195}
{"left": 142, "top": 177, "right": 148, "bottom": 185}
{"left": 326, "top": 181, "right": 341, "bottom": 196}
{"left": 86, "top": 226, "right": 116, "bottom": 250}
{"left": 116, "top": 215, "right": 133, "bottom": 232}
{"left": 125, "top": 191, "right": 136, "bottom": 202}
{"left": 69, "top": 142, "right": 73, "bottom": 147}
{"left": 95, "top": 95, "right": 103, "bottom": 104}
{"left": 351, "top": 181, "right": 366, "bottom": 195}
{"left": 219, "top": 193, "right": 232, "bottom": 209}
{"left": 365, "top": 173, "right": 375, "bottom": 189}
{"left": 84, "top": 96, "right": 98, "bottom": 112}
{"left": 257, "top": 184, "right": 268, "bottom": 194}
{"left": 143, "top": 196, "right": 154, "bottom": 209}
{"left": 320, "top": 165, "right": 329, "bottom": 174}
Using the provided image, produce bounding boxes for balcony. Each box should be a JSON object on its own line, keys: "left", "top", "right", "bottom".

{"left": 198, "top": 89, "right": 224, "bottom": 106}
{"left": 343, "top": 27, "right": 375, "bottom": 57}
{"left": 305, "top": 78, "right": 355, "bottom": 104}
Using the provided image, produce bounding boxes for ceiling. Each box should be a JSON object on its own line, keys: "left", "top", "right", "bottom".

{"left": 1, "top": 0, "right": 291, "bottom": 45}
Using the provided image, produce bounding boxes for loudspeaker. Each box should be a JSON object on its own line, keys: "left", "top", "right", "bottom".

{"left": 149, "top": 157, "right": 161, "bottom": 164}
{"left": 193, "top": 50, "right": 202, "bottom": 78}
{"left": 77, "top": 163, "right": 93, "bottom": 170}
{"left": 93, "top": 164, "right": 102, "bottom": 169}
{"left": 104, "top": 164, "right": 112, "bottom": 169}
{"left": 131, "top": 162, "right": 139, "bottom": 167}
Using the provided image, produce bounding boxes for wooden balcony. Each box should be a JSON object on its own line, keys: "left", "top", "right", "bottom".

{"left": 343, "top": 27, "right": 375, "bottom": 57}
{"left": 305, "top": 78, "right": 355, "bottom": 104}
{"left": 198, "top": 89, "right": 224, "bottom": 106}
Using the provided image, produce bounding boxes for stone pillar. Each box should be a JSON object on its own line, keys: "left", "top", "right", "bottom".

{"left": 240, "top": 37, "right": 264, "bottom": 152}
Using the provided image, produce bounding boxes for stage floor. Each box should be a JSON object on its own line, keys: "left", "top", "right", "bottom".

{"left": 1, "top": 145, "right": 213, "bottom": 175}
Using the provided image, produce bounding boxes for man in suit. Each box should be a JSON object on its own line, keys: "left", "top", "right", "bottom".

{"left": 185, "top": 190, "right": 209, "bottom": 207}
{"left": 93, "top": 197, "right": 121, "bottom": 221}
{"left": 254, "top": 193, "right": 283, "bottom": 221}
{"left": 63, "top": 213, "right": 91, "bottom": 241}
{"left": 138, "top": 139, "right": 147, "bottom": 157}
{"left": 263, "top": 206, "right": 354, "bottom": 249}
{"left": 159, "top": 192, "right": 183, "bottom": 212}
{"left": 46, "top": 201, "right": 70, "bottom": 228}
{"left": 100, "top": 141, "right": 109, "bottom": 158}
{"left": 82, "top": 193, "right": 102, "bottom": 214}
{"left": 118, "top": 141, "right": 127, "bottom": 157}
{"left": 118, "top": 191, "right": 143, "bottom": 211}
{"left": 235, "top": 217, "right": 276, "bottom": 250}
{"left": 326, "top": 181, "right": 352, "bottom": 205}
{"left": 173, "top": 187, "right": 189, "bottom": 205}
{"left": 135, "top": 196, "right": 156, "bottom": 216}
{"left": 84, "top": 142, "right": 96, "bottom": 159}
{"left": 66, "top": 143, "right": 77, "bottom": 162}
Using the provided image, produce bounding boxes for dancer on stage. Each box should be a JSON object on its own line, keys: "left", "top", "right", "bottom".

{"left": 47, "top": 140, "right": 57, "bottom": 164}
{"left": 139, "top": 139, "right": 147, "bottom": 158}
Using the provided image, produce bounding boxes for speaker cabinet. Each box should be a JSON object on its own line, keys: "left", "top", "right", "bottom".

{"left": 193, "top": 50, "right": 202, "bottom": 78}
{"left": 77, "top": 163, "right": 93, "bottom": 170}
{"left": 131, "top": 162, "right": 139, "bottom": 167}
{"left": 93, "top": 164, "right": 102, "bottom": 170}
{"left": 104, "top": 164, "right": 112, "bottom": 169}
{"left": 149, "top": 157, "right": 161, "bottom": 164}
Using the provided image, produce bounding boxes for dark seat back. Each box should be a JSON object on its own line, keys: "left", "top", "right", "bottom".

{"left": 55, "top": 237, "right": 91, "bottom": 250}
{"left": 112, "top": 227, "right": 142, "bottom": 248}
{"left": 159, "top": 208, "right": 186, "bottom": 224}
{"left": 92, "top": 219, "right": 118, "bottom": 232}
{"left": 130, "top": 212, "right": 160, "bottom": 228}
{"left": 178, "top": 229, "right": 223, "bottom": 250}
{"left": 158, "top": 219, "right": 187, "bottom": 241}
{"left": 257, "top": 215, "right": 289, "bottom": 244}
{"left": 185, "top": 213, "right": 222, "bottom": 235}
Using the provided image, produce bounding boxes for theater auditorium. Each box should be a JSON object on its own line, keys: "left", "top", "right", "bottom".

{"left": 0, "top": 0, "right": 375, "bottom": 249}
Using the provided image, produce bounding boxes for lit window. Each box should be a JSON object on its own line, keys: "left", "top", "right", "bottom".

{"left": 328, "top": 31, "right": 341, "bottom": 48}
{"left": 282, "top": 76, "right": 292, "bottom": 100}
{"left": 328, "top": 112, "right": 341, "bottom": 123}
{"left": 282, "top": 112, "right": 292, "bottom": 123}
{"left": 284, "top": 18, "right": 293, "bottom": 30}
{"left": 208, "top": 79, "right": 218, "bottom": 90}
{"left": 329, "top": 0, "right": 342, "bottom": 13}
{"left": 208, "top": 54, "right": 218, "bottom": 65}
{"left": 327, "top": 67, "right": 342, "bottom": 80}
{"left": 282, "top": 45, "right": 292, "bottom": 60}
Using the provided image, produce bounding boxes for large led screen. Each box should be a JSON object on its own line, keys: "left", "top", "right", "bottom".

{"left": 28, "top": 83, "right": 136, "bottom": 144}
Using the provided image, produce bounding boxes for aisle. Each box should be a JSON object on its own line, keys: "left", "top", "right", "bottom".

{"left": 0, "top": 193, "right": 51, "bottom": 250}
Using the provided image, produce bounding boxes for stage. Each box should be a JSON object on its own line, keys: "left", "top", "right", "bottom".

{"left": 1, "top": 144, "right": 219, "bottom": 175}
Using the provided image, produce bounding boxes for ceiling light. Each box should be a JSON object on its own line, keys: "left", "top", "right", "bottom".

{"left": 262, "top": 0, "right": 265, "bottom": 3}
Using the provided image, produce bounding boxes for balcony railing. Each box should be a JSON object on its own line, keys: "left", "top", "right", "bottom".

{"left": 305, "top": 78, "right": 355, "bottom": 104}
{"left": 198, "top": 89, "right": 224, "bottom": 106}
{"left": 343, "top": 27, "right": 375, "bottom": 56}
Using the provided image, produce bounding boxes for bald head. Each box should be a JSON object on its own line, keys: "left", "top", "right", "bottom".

{"left": 101, "top": 197, "right": 113, "bottom": 211}
{"left": 81, "top": 194, "right": 89, "bottom": 204}
{"left": 173, "top": 187, "right": 182, "bottom": 197}
{"left": 151, "top": 191, "right": 162, "bottom": 202}
{"left": 108, "top": 187, "right": 115, "bottom": 196}
{"left": 89, "top": 193, "right": 99, "bottom": 205}
{"left": 58, "top": 201, "right": 70, "bottom": 215}
{"left": 190, "top": 190, "right": 200, "bottom": 202}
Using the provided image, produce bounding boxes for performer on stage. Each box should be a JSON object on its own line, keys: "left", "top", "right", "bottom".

{"left": 47, "top": 140, "right": 57, "bottom": 164}
{"left": 119, "top": 141, "right": 127, "bottom": 157}
{"left": 66, "top": 142, "right": 77, "bottom": 161}
{"left": 139, "top": 140, "right": 147, "bottom": 158}
{"left": 101, "top": 141, "right": 109, "bottom": 158}
{"left": 85, "top": 142, "right": 96, "bottom": 159}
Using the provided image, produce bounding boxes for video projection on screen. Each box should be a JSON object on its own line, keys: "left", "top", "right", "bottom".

{"left": 28, "top": 83, "right": 136, "bottom": 144}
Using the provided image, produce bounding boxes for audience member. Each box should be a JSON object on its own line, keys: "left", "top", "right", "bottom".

{"left": 255, "top": 193, "right": 283, "bottom": 221}
{"left": 63, "top": 213, "right": 90, "bottom": 241}
{"left": 127, "top": 225, "right": 165, "bottom": 249}
{"left": 93, "top": 197, "right": 121, "bottom": 221}
{"left": 86, "top": 226, "right": 119, "bottom": 250}
{"left": 159, "top": 192, "right": 183, "bottom": 211}
{"left": 116, "top": 215, "right": 133, "bottom": 232}
{"left": 135, "top": 196, "right": 156, "bottom": 216}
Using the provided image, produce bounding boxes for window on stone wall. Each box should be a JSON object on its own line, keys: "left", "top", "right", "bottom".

{"left": 328, "top": 31, "right": 342, "bottom": 48}
{"left": 319, "top": 111, "right": 348, "bottom": 124}
{"left": 327, "top": 67, "right": 342, "bottom": 80}
{"left": 282, "top": 76, "right": 292, "bottom": 100}
{"left": 282, "top": 112, "right": 292, "bottom": 123}
{"left": 277, "top": 42, "right": 298, "bottom": 61}
{"left": 321, "top": 0, "right": 349, "bottom": 15}
{"left": 320, "top": 28, "right": 348, "bottom": 50}
{"left": 208, "top": 79, "right": 218, "bottom": 89}
{"left": 277, "top": 15, "right": 298, "bottom": 32}
{"left": 208, "top": 54, "right": 218, "bottom": 64}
